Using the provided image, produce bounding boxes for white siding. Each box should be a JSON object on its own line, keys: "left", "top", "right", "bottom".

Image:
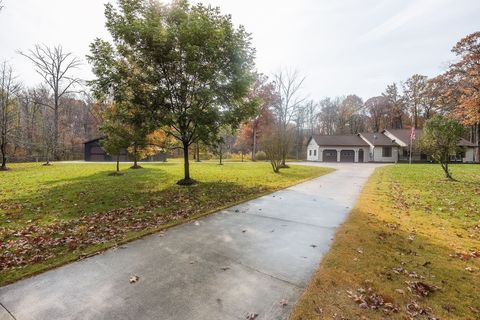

{"left": 372, "top": 146, "right": 398, "bottom": 163}
{"left": 463, "top": 148, "right": 475, "bottom": 163}
{"left": 307, "top": 139, "right": 320, "bottom": 161}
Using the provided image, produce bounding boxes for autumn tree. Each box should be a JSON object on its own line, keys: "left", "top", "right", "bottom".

{"left": 89, "top": 0, "right": 257, "bottom": 185}
{"left": 445, "top": 31, "right": 480, "bottom": 161}
{"left": 339, "top": 94, "right": 365, "bottom": 134}
{"left": 365, "top": 96, "right": 388, "bottom": 132}
{"left": 243, "top": 74, "right": 276, "bottom": 161}
{"left": 403, "top": 74, "right": 428, "bottom": 128}
{"left": 19, "top": 45, "right": 81, "bottom": 160}
{"left": 382, "top": 83, "right": 405, "bottom": 129}
{"left": 419, "top": 115, "right": 464, "bottom": 180}
{"left": 0, "top": 62, "right": 21, "bottom": 170}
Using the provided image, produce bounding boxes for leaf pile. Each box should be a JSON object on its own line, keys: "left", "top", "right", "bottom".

{"left": 347, "top": 287, "right": 399, "bottom": 315}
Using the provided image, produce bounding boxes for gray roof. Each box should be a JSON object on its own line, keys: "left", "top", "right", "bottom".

{"left": 359, "top": 133, "right": 399, "bottom": 146}
{"left": 385, "top": 129, "right": 476, "bottom": 147}
{"left": 310, "top": 135, "right": 369, "bottom": 147}
{"left": 384, "top": 129, "right": 422, "bottom": 145}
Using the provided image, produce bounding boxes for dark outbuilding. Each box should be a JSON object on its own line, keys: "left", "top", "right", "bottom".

{"left": 83, "top": 138, "right": 167, "bottom": 162}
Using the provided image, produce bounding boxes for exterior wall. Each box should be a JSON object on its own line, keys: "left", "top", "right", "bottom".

{"left": 307, "top": 140, "right": 320, "bottom": 161}
{"left": 308, "top": 145, "right": 370, "bottom": 162}
{"left": 371, "top": 146, "right": 398, "bottom": 163}
{"left": 463, "top": 148, "right": 475, "bottom": 163}
{"left": 356, "top": 147, "right": 370, "bottom": 162}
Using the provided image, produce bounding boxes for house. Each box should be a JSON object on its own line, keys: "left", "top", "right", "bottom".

{"left": 84, "top": 138, "right": 167, "bottom": 162}
{"left": 306, "top": 135, "right": 370, "bottom": 162}
{"left": 307, "top": 129, "right": 476, "bottom": 163}
{"left": 383, "top": 129, "right": 476, "bottom": 163}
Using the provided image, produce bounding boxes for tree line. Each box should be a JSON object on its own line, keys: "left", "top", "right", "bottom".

{"left": 1, "top": 0, "right": 478, "bottom": 178}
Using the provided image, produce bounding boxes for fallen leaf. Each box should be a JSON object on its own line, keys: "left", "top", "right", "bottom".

{"left": 129, "top": 275, "right": 139, "bottom": 284}
{"left": 279, "top": 299, "right": 288, "bottom": 307}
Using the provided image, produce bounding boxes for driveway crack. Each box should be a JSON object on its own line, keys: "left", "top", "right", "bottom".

{"left": 0, "top": 302, "right": 17, "bottom": 320}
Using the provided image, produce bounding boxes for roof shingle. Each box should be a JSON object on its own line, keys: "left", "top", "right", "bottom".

{"left": 310, "top": 135, "right": 369, "bottom": 147}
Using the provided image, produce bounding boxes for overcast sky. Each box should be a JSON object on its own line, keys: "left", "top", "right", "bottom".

{"left": 0, "top": 0, "right": 479, "bottom": 100}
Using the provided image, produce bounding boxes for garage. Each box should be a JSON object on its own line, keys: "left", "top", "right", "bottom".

{"left": 340, "top": 150, "right": 355, "bottom": 162}
{"left": 322, "top": 150, "right": 337, "bottom": 162}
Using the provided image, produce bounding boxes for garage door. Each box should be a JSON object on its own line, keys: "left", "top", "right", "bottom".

{"left": 340, "top": 150, "right": 355, "bottom": 162}
{"left": 323, "top": 150, "right": 337, "bottom": 162}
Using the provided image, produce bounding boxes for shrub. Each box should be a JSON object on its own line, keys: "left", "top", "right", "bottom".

{"left": 255, "top": 151, "right": 267, "bottom": 161}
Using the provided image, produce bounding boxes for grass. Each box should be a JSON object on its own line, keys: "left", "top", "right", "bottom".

{"left": 0, "top": 160, "right": 332, "bottom": 286}
{"left": 290, "top": 164, "right": 480, "bottom": 320}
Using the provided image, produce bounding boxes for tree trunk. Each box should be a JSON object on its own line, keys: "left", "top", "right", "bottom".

{"left": 0, "top": 140, "right": 7, "bottom": 170}
{"left": 134, "top": 144, "right": 138, "bottom": 168}
{"left": 44, "top": 148, "right": 51, "bottom": 166}
{"left": 177, "top": 140, "right": 195, "bottom": 185}
{"left": 441, "top": 162, "right": 452, "bottom": 180}
{"left": 219, "top": 145, "right": 223, "bottom": 165}
{"left": 476, "top": 122, "right": 480, "bottom": 163}
{"left": 131, "top": 143, "right": 141, "bottom": 169}
{"left": 53, "top": 98, "right": 59, "bottom": 160}
{"left": 116, "top": 154, "right": 120, "bottom": 172}
{"left": 195, "top": 142, "right": 200, "bottom": 162}
{"left": 252, "top": 126, "right": 257, "bottom": 161}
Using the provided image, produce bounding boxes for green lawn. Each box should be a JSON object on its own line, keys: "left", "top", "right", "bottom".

{"left": 291, "top": 164, "right": 480, "bottom": 320}
{"left": 0, "top": 161, "right": 332, "bottom": 286}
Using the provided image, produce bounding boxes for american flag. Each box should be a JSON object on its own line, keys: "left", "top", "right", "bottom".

{"left": 410, "top": 127, "right": 416, "bottom": 141}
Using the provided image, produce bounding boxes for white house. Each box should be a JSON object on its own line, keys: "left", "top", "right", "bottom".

{"left": 306, "top": 135, "right": 370, "bottom": 162}
{"left": 306, "top": 129, "right": 476, "bottom": 163}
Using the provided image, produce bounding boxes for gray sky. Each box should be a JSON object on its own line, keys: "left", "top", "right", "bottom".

{"left": 0, "top": 0, "right": 479, "bottom": 101}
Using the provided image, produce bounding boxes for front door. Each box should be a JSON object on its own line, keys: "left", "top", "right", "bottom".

{"left": 358, "top": 149, "right": 364, "bottom": 163}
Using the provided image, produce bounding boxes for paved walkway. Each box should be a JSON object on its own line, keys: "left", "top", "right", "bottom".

{"left": 0, "top": 163, "right": 382, "bottom": 320}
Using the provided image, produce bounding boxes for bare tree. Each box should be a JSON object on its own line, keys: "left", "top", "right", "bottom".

{"left": 304, "top": 100, "right": 319, "bottom": 136}
{"left": 0, "top": 61, "right": 22, "bottom": 170}
{"left": 365, "top": 96, "right": 388, "bottom": 132}
{"left": 403, "top": 74, "right": 427, "bottom": 128}
{"left": 262, "top": 126, "right": 284, "bottom": 173}
{"left": 273, "top": 69, "right": 306, "bottom": 166}
{"left": 19, "top": 45, "right": 81, "bottom": 160}
{"left": 382, "top": 83, "right": 405, "bottom": 129}
{"left": 317, "top": 97, "right": 339, "bottom": 135}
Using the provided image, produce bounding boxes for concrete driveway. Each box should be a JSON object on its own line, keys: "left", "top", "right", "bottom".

{"left": 0, "top": 163, "right": 383, "bottom": 320}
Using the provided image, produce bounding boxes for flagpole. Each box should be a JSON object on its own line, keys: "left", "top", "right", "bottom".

{"left": 409, "top": 138, "right": 412, "bottom": 165}
{"left": 409, "top": 126, "right": 415, "bottom": 165}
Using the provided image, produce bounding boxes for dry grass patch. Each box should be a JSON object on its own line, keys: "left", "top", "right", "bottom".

{"left": 291, "top": 164, "right": 480, "bottom": 320}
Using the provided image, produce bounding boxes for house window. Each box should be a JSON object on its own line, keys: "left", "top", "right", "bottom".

{"left": 309, "top": 150, "right": 312, "bottom": 156}
{"left": 382, "top": 147, "right": 392, "bottom": 157}
{"left": 314, "top": 150, "right": 317, "bottom": 156}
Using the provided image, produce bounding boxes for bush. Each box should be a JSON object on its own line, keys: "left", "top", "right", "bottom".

{"left": 227, "top": 152, "right": 251, "bottom": 161}
{"left": 255, "top": 151, "right": 267, "bottom": 161}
